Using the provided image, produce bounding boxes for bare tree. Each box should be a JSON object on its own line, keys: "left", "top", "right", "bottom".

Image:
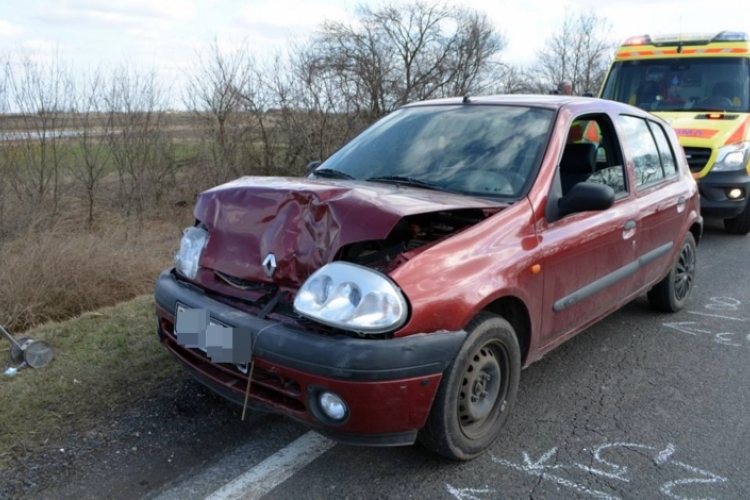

{"left": 447, "top": 10, "right": 507, "bottom": 96}
{"left": 0, "top": 55, "right": 9, "bottom": 237}
{"left": 309, "top": 0, "right": 507, "bottom": 120}
{"left": 69, "top": 69, "right": 111, "bottom": 228}
{"left": 103, "top": 65, "right": 176, "bottom": 219}
{"left": 4, "top": 49, "right": 75, "bottom": 218}
{"left": 272, "top": 44, "right": 369, "bottom": 171}
{"left": 534, "top": 11, "right": 615, "bottom": 95}
{"left": 489, "top": 63, "right": 544, "bottom": 94}
{"left": 185, "top": 39, "right": 254, "bottom": 184}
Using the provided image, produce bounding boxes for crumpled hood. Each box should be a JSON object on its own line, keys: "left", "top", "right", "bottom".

{"left": 654, "top": 111, "right": 748, "bottom": 145}
{"left": 195, "top": 176, "right": 504, "bottom": 286}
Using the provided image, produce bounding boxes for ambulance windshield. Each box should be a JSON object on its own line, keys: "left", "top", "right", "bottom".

{"left": 601, "top": 57, "right": 749, "bottom": 113}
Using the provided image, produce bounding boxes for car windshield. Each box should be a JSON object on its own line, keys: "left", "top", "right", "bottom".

{"left": 601, "top": 57, "right": 750, "bottom": 112}
{"left": 313, "top": 104, "right": 555, "bottom": 199}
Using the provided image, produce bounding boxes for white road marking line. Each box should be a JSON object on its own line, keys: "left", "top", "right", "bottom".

{"left": 204, "top": 431, "right": 335, "bottom": 500}
{"left": 687, "top": 311, "right": 746, "bottom": 322}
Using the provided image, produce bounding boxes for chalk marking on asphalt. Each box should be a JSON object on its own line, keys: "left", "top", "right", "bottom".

{"left": 688, "top": 311, "right": 746, "bottom": 322}
{"left": 654, "top": 444, "right": 676, "bottom": 466}
{"left": 204, "top": 431, "right": 335, "bottom": 500}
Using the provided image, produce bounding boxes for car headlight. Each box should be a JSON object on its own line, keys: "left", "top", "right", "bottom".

{"left": 294, "top": 262, "right": 408, "bottom": 334}
{"left": 712, "top": 142, "right": 750, "bottom": 172}
{"left": 174, "top": 226, "right": 208, "bottom": 279}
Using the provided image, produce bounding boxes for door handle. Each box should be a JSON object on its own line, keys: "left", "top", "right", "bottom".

{"left": 623, "top": 220, "right": 636, "bottom": 231}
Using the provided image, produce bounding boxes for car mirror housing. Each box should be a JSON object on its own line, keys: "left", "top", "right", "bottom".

{"left": 558, "top": 182, "right": 615, "bottom": 217}
{"left": 306, "top": 161, "right": 322, "bottom": 175}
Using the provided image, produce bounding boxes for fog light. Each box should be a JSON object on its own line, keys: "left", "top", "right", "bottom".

{"left": 728, "top": 188, "right": 743, "bottom": 199}
{"left": 319, "top": 391, "right": 347, "bottom": 420}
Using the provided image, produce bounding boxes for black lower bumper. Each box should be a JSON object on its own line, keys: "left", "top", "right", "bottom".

{"left": 154, "top": 268, "right": 467, "bottom": 382}
{"left": 697, "top": 169, "right": 750, "bottom": 219}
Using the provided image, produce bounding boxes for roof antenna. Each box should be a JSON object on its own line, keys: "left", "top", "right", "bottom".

{"left": 463, "top": 94, "right": 471, "bottom": 104}
{"left": 677, "top": 15, "right": 683, "bottom": 53}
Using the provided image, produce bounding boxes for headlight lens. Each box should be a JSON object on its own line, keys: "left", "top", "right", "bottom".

{"left": 294, "top": 262, "right": 408, "bottom": 334}
{"left": 712, "top": 142, "right": 750, "bottom": 172}
{"left": 174, "top": 226, "right": 208, "bottom": 279}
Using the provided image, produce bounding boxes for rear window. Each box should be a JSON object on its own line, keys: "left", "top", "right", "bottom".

{"left": 601, "top": 57, "right": 750, "bottom": 112}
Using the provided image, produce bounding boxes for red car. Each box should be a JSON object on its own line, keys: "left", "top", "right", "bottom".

{"left": 154, "top": 95, "right": 702, "bottom": 460}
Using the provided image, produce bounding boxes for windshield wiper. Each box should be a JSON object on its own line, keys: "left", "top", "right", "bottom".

{"left": 312, "top": 168, "right": 355, "bottom": 180}
{"left": 365, "top": 175, "right": 446, "bottom": 192}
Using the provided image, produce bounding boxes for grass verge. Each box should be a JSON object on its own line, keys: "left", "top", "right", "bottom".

{"left": 0, "top": 295, "right": 181, "bottom": 469}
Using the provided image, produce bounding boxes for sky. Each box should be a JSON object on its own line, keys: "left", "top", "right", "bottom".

{"left": 1, "top": 0, "right": 749, "bottom": 104}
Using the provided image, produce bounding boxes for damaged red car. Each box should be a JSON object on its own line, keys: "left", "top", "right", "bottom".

{"left": 154, "top": 95, "right": 702, "bottom": 460}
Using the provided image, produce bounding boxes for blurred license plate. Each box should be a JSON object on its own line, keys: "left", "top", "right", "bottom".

{"left": 174, "top": 304, "right": 249, "bottom": 374}
{"left": 175, "top": 304, "right": 222, "bottom": 353}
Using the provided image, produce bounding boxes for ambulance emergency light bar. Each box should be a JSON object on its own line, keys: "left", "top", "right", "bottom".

{"left": 622, "top": 31, "right": 748, "bottom": 47}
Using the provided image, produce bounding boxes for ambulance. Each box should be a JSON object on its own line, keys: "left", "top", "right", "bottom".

{"left": 599, "top": 31, "right": 750, "bottom": 234}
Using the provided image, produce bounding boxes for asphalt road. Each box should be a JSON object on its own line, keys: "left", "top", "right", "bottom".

{"left": 6, "top": 218, "right": 750, "bottom": 500}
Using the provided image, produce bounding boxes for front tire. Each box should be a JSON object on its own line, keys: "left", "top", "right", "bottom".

{"left": 418, "top": 313, "right": 521, "bottom": 461}
{"left": 647, "top": 232, "right": 697, "bottom": 312}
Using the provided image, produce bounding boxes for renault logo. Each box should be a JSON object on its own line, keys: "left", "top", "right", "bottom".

{"left": 262, "top": 253, "right": 277, "bottom": 277}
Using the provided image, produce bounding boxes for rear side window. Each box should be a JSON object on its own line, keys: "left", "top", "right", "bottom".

{"left": 618, "top": 115, "right": 666, "bottom": 187}
{"left": 646, "top": 121, "right": 678, "bottom": 177}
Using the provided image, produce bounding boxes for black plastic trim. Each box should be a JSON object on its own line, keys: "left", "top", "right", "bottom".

{"left": 155, "top": 268, "right": 467, "bottom": 382}
{"left": 696, "top": 169, "right": 750, "bottom": 218}
{"left": 315, "top": 428, "right": 418, "bottom": 447}
{"left": 554, "top": 242, "right": 673, "bottom": 312}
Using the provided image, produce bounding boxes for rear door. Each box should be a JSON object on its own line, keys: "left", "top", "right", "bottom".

{"left": 616, "top": 115, "right": 690, "bottom": 287}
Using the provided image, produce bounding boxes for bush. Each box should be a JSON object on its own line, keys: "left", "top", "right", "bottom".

{"left": 0, "top": 213, "right": 185, "bottom": 333}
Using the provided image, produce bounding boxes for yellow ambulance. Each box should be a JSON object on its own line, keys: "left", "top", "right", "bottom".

{"left": 599, "top": 31, "right": 750, "bottom": 234}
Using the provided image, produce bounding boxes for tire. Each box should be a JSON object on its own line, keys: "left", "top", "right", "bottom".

{"left": 724, "top": 201, "right": 750, "bottom": 235}
{"left": 418, "top": 313, "right": 521, "bottom": 461}
{"left": 647, "top": 232, "right": 697, "bottom": 312}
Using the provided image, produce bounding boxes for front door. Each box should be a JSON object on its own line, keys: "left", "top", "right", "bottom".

{"left": 539, "top": 113, "right": 639, "bottom": 348}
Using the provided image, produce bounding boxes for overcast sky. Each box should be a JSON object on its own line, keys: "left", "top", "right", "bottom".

{"left": 2, "top": 0, "right": 749, "bottom": 102}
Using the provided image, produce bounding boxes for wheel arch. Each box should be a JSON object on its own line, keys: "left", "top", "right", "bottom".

{"left": 480, "top": 296, "right": 532, "bottom": 366}
{"left": 689, "top": 220, "right": 703, "bottom": 246}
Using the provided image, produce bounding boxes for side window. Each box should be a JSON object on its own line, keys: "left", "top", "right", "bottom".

{"left": 560, "top": 114, "right": 628, "bottom": 197}
{"left": 646, "top": 121, "right": 678, "bottom": 177}
{"left": 617, "top": 115, "right": 665, "bottom": 187}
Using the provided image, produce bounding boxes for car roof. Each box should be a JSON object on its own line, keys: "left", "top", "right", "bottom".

{"left": 401, "top": 94, "right": 654, "bottom": 119}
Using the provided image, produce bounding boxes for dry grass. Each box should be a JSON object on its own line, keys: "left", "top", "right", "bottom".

{"left": 0, "top": 199, "right": 193, "bottom": 333}
{"left": 0, "top": 295, "right": 183, "bottom": 468}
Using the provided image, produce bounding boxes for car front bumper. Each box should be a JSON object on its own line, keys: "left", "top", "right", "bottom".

{"left": 696, "top": 169, "right": 750, "bottom": 219}
{"left": 154, "top": 268, "right": 466, "bottom": 446}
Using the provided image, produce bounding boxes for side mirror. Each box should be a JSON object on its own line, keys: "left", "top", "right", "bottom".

{"left": 306, "top": 161, "right": 322, "bottom": 175}
{"left": 558, "top": 182, "right": 615, "bottom": 217}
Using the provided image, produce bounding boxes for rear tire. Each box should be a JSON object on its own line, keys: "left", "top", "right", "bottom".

{"left": 647, "top": 232, "right": 696, "bottom": 312}
{"left": 418, "top": 313, "right": 520, "bottom": 461}
{"left": 723, "top": 201, "right": 750, "bottom": 235}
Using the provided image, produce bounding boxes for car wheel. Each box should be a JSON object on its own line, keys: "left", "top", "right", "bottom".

{"left": 723, "top": 201, "right": 750, "bottom": 235}
{"left": 418, "top": 313, "right": 520, "bottom": 461}
{"left": 647, "top": 232, "right": 696, "bottom": 312}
